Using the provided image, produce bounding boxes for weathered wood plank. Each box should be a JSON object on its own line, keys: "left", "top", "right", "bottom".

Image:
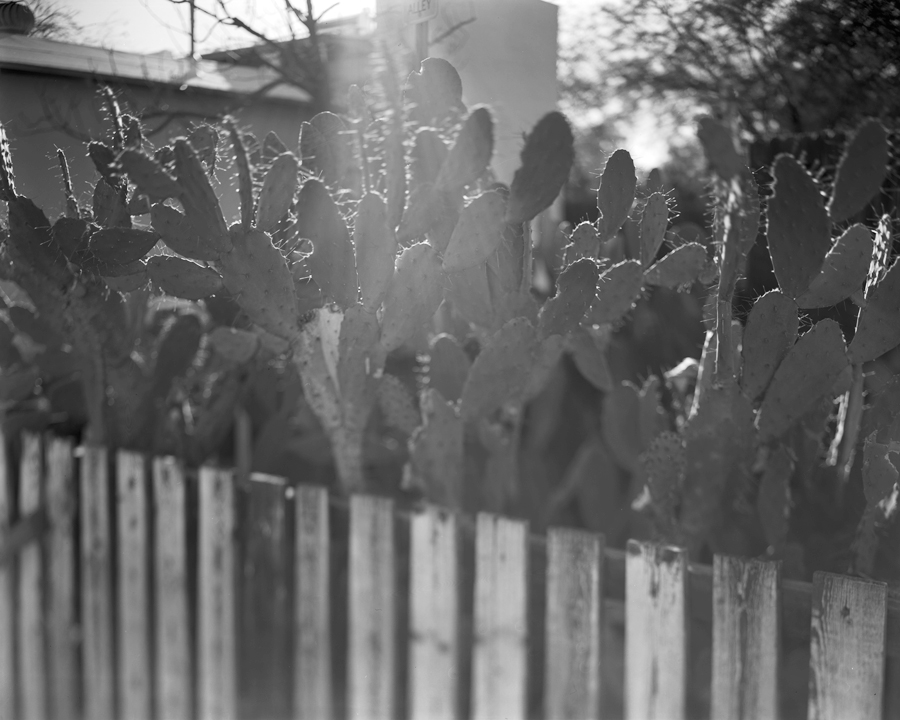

{"left": 18, "top": 433, "right": 46, "bottom": 720}
{"left": 238, "top": 474, "right": 290, "bottom": 720}
{"left": 116, "top": 451, "right": 151, "bottom": 720}
{"left": 711, "top": 555, "right": 780, "bottom": 720}
{"left": 0, "top": 435, "right": 12, "bottom": 720}
{"left": 80, "top": 445, "right": 115, "bottom": 720}
{"left": 198, "top": 467, "right": 237, "bottom": 720}
{"left": 808, "top": 571, "right": 887, "bottom": 720}
{"left": 45, "top": 437, "right": 77, "bottom": 720}
{"left": 472, "top": 513, "right": 529, "bottom": 720}
{"left": 545, "top": 527, "right": 603, "bottom": 720}
{"left": 293, "top": 484, "right": 332, "bottom": 720}
{"left": 408, "top": 506, "right": 460, "bottom": 720}
{"left": 625, "top": 540, "right": 688, "bottom": 720}
{"left": 152, "top": 457, "right": 191, "bottom": 720}
{"left": 348, "top": 495, "right": 396, "bottom": 720}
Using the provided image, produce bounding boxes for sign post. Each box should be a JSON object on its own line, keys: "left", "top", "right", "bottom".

{"left": 376, "top": 0, "right": 440, "bottom": 62}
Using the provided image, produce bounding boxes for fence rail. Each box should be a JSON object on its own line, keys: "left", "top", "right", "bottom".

{"left": 0, "top": 433, "right": 898, "bottom": 719}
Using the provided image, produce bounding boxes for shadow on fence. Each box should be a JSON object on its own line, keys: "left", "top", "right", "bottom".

{"left": 2, "top": 432, "right": 900, "bottom": 719}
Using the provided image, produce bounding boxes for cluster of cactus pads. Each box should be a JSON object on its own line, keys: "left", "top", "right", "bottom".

{"left": 1, "top": 58, "right": 899, "bottom": 576}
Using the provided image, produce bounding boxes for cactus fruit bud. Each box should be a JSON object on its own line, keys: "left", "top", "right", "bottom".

{"left": 296, "top": 178, "right": 358, "bottom": 309}
{"left": 643, "top": 243, "right": 708, "bottom": 288}
{"left": 406, "top": 388, "right": 464, "bottom": 508}
{"left": 848, "top": 259, "right": 900, "bottom": 364}
{"left": 256, "top": 152, "right": 299, "bottom": 233}
{"left": 740, "top": 290, "right": 798, "bottom": 401}
{"left": 639, "top": 193, "right": 669, "bottom": 267}
{"left": 828, "top": 118, "right": 889, "bottom": 224}
{"left": 300, "top": 112, "right": 350, "bottom": 187}
{"left": 354, "top": 192, "right": 397, "bottom": 312}
{"left": 506, "top": 111, "right": 575, "bottom": 224}
{"left": 428, "top": 334, "right": 471, "bottom": 403}
{"left": 117, "top": 150, "right": 181, "bottom": 201}
{"left": 696, "top": 117, "right": 744, "bottom": 181}
{"left": 460, "top": 317, "right": 536, "bottom": 421}
{"left": 766, "top": 154, "right": 830, "bottom": 299}
{"left": 442, "top": 191, "right": 506, "bottom": 271}
{"left": 379, "top": 242, "right": 444, "bottom": 353}
{"left": 173, "top": 139, "right": 231, "bottom": 254}
{"left": 796, "top": 224, "right": 873, "bottom": 309}
{"left": 538, "top": 258, "right": 601, "bottom": 339}
{"left": 756, "top": 319, "right": 848, "bottom": 440}
{"left": 150, "top": 203, "right": 219, "bottom": 261}
{"left": 597, "top": 150, "right": 636, "bottom": 242}
{"left": 208, "top": 327, "right": 259, "bottom": 364}
{"left": 586, "top": 259, "right": 643, "bottom": 326}
{"left": 435, "top": 107, "right": 494, "bottom": 194}
{"left": 376, "top": 373, "right": 420, "bottom": 435}
{"left": 219, "top": 227, "right": 298, "bottom": 340}
{"left": 147, "top": 255, "right": 223, "bottom": 300}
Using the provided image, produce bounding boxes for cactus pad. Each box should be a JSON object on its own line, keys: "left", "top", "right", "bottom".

{"left": 643, "top": 243, "right": 707, "bottom": 288}
{"left": 565, "top": 327, "right": 612, "bottom": 392}
{"left": 354, "top": 192, "right": 397, "bottom": 312}
{"left": 442, "top": 191, "right": 506, "bottom": 271}
{"left": 79, "top": 227, "right": 160, "bottom": 272}
{"left": 406, "top": 57, "right": 465, "bottom": 124}
{"left": 639, "top": 193, "right": 669, "bottom": 267}
{"left": 828, "top": 118, "right": 889, "bottom": 224}
{"left": 696, "top": 117, "right": 744, "bottom": 181}
{"left": 296, "top": 178, "right": 358, "bottom": 309}
{"left": 848, "top": 259, "right": 900, "bottom": 364}
{"left": 435, "top": 107, "right": 494, "bottom": 193}
{"left": 173, "top": 139, "right": 231, "bottom": 254}
{"left": 756, "top": 319, "right": 848, "bottom": 440}
{"left": 740, "top": 290, "right": 798, "bottom": 401}
{"left": 300, "top": 112, "right": 350, "bottom": 187}
{"left": 597, "top": 150, "right": 636, "bottom": 242}
{"left": 428, "top": 333, "right": 471, "bottom": 403}
{"left": 568, "top": 221, "right": 600, "bottom": 260}
{"left": 506, "top": 111, "right": 575, "bottom": 224}
{"left": 587, "top": 259, "right": 643, "bottom": 326}
{"left": 379, "top": 242, "right": 444, "bottom": 353}
{"left": 376, "top": 373, "right": 420, "bottom": 435}
{"left": 796, "top": 224, "right": 873, "bottom": 309}
{"left": 406, "top": 388, "right": 464, "bottom": 508}
{"left": 118, "top": 150, "right": 182, "bottom": 201}
{"left": 256, "top": 152, "right": 299, "bottom": 233}
{"left": 766, "top": 154, "right": 831, "bottom": 299}
{"left": 208, "top": 327, "right": 259, "bottom": 364}
{"left": 147, "top": 255, "right": 223, "bottom": 300}
{"left": 411, "top": 128, "right": 448, "bottom": 187}
{"left": 150, "top": 203, "right": 220, "bottom": 261}
{"left": 538, "top": 258, "right": 601, "bottom": 339}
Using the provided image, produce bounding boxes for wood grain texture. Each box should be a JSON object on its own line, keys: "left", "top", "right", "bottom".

{"left": 239, "top": 474, "right": 290, "bottom": 720}
{"left": 408, "top": 506, "right": 460, "bottom": 720}
{"left": 472, "top": 513, "right": 529, "bottom": 720}
{"left": 116, "top": 451, "right": 151, "bottom": 720}
{"left": 625, "top": 540, "right": 688, "bottom": 720}
{"left": 45, "top": 437, "right": 77, "bottom": 720}
{"left": 18, "top": 433, "right": 45, "bottom": 720}
{"left": 80, "top": 445, "right": 115, "bottom": 720}
{"left": 198, "top": 467, "right": 237, "bottom": 720}
{"left": 711, "top": 555, "right": 781, "bottom": 720}
{"left": 293, "top": 485, "right": 332, "bottom": 720}
{"left": 348, "top": 495, "right": 396, "bottom": 720}
{"left": 808, "top": 571, "right": 887, "bottom": 720}
{"left": 545, "top": 528, "right": 603, "bottom": 720}
{"left": 153, "top": 457, "right": 191, "bottom": 720}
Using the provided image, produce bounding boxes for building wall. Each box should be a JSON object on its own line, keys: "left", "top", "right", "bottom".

{"left": 0, "top": 67, "right": 309, "bottom": 223}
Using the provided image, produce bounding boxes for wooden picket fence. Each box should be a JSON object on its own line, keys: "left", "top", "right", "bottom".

{"left": 1, "top": 433, "right": 899, "bottom": 720}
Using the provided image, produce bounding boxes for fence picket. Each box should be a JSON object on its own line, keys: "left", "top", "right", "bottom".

{"left": 808, "top": 571, "right": 887, "bottom": 720}
{"left": 239, "top": 475, "right": 290, "bottom": 720}
{"left": 18, "top": 434, "right": 45, "bottom": 720}
{"left": 472, "top": 513, "right": 528, "bottom": 720}
{"left": 545, "top": 528, "right": 603, "bottom": 720}
{"left": 152, "top": 457, "right": 191, "bottom": 720}
{"left": 348, "top": 495, "right": 396, "bottom": 720}
{"left": 293, "top": 485, "right": 332, "bottom": 720}
{"left": 116, "top": 451, "right": 151, "bottom": 720}
{"left": 711, "top": 556, "right": 780, "bottom": 720}
{"left": 45, "top": 437, "right": 77, "bottom": 720}
{"left": 0, "top": 436, "right": 11, "bottom": 720}
{"left": 408, "top": 506, "right": 459, "bottom": 720}
{"left": 625, "top": 540, "right": 688, "bottom": 720}
{"left": 80, "top": 445, "right": 115, "bottom": 720}
{"left": 198, "top": 467, "right": 237, "bottom": 720}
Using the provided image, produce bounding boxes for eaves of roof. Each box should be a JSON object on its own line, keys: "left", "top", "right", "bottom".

{"left": 0, "top": 33, "right": 313, "bottom": 104}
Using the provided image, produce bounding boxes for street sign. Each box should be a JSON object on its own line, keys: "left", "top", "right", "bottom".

{"left": 376, "top": 0, "right": 439, "bottom": 26}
